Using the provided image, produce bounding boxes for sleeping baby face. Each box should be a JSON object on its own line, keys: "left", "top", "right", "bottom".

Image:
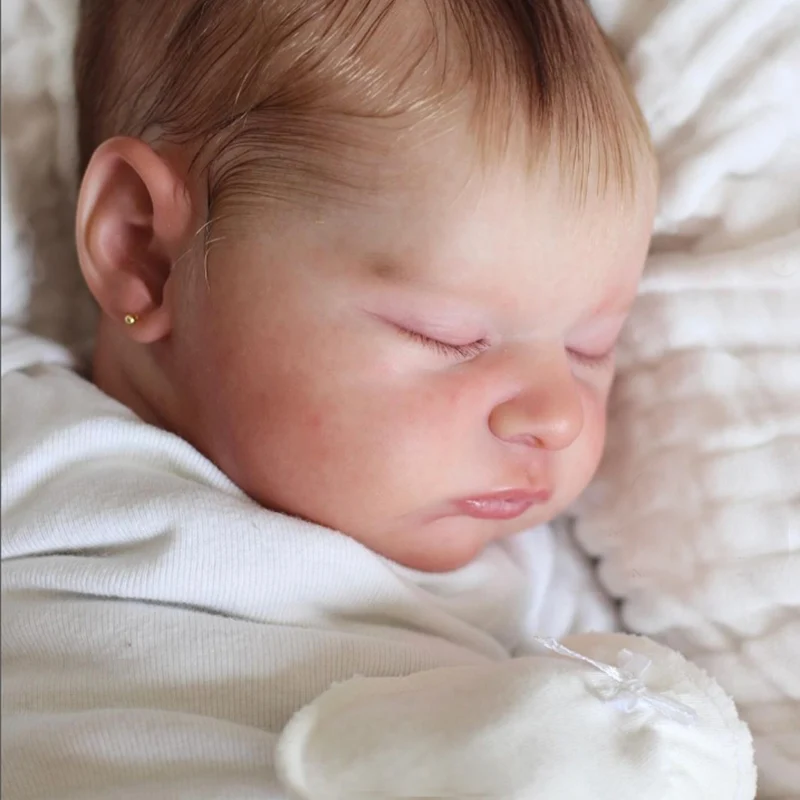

{"left": 188, "top": 147, "right": 651, "bottom": 572}
{"left": 76, "top": 0, "right": 656, "bottom": 572}
{"left": 82, "top": 118, "right": 655, "bottom": 572}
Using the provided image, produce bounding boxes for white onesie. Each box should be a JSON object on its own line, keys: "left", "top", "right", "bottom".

{"left": 1, "top": 326, "right": 617, "bottom": 799}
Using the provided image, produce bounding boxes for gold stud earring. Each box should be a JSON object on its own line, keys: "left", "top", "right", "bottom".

{"left": 124, "top": 314, "right": 139, "bottom": 326}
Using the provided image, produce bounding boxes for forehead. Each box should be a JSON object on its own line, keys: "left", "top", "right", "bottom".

{"left": 340, "top": 131, "right": 656, "bottom": 322}
{"left": 227, "top": 114, "right": 656, "bottom": 333}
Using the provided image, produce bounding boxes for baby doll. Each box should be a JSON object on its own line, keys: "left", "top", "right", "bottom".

{"left": 1, "top": 1, "right": 755, "bottom": 797}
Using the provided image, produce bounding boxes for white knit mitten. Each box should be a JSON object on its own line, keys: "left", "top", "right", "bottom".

{"left": 276, "top": 633, "right": 756, "bottom": 800}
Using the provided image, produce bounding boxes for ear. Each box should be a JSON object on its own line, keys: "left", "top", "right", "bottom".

{"left": 76, "top": 137, "right": 194, "bottom": 344}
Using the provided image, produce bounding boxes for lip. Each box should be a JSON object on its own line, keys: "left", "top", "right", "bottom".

{"left": 453, "top": 489, "right": 553, "bottom": 521}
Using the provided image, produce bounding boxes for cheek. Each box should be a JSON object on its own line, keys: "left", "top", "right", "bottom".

{"left": 238, "top": 359, "right": 346, "bottom": 462}
{"left": 266, "top": 365, "right": 481, "bottom": 502}
{"left": 390, "top": 368, "right": 491, "bottom": 454}
{"left": 217, "top": 343, "right": 438, "bottom": 473}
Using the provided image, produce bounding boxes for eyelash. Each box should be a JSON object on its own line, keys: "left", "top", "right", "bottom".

{"left": 398, "top": 327, "right": 615, "bottom": 368}
{"left": 567, "top": 348, "right": 616, "bottom": 369}
{"left": 399, "top": 328, "right": 490, "bottom": 360}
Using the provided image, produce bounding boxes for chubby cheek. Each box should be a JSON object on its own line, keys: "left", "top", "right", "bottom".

{"left": 205, "top": 344, "right": 465, "bottom": 526}
{"left": 302, "top": 371, "right": 470, "bottom": 485}
{"left": 216, "top": 358, "right": 359, "bottom": 506}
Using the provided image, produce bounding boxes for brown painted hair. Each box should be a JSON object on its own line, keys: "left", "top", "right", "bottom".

{"left": 75, "top": 0, "right": 653, "bottom": 217}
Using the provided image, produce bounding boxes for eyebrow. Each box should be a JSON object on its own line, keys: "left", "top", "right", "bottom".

{"left": 368, "top": 259, "right": 416, "bottom": 283}
{"left": 366, "top": 256, "right": 637, "bottom": 331}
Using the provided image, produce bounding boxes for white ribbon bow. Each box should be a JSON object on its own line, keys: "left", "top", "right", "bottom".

{"left": 535, "top": 637, "right": 699, "bottom": 726}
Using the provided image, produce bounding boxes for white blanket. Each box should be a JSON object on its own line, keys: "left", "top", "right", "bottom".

{"left": 1, "top": 354, "right": 617, "bottom": 799}
{"left": 2, "top": 0, "right": 799, "bottom": 795}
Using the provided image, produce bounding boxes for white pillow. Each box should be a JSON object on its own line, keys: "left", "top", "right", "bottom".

{"left": 577, "top": 2, "right": 800, "bottom": 797}
{"left": 1, "top": 0, "right": 95, "bottom": 361}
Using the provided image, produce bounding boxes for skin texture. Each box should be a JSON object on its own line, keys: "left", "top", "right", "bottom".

{"left": 78, "top": 120, "right": 656, "bottom": 573}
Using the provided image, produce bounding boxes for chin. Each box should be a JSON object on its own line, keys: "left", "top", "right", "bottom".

{"left": 382, "top": 504, "right": 574, "bottom": 572}
{"left": 393, "top": 545, "right": 486, "bottom": 574}
{"left": 378, "top": 519, "right": 496, "bottom": 574}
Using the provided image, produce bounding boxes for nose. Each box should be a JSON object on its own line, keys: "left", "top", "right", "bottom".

{"left": 488, "top": 353, "right": 584, "bottom": 452}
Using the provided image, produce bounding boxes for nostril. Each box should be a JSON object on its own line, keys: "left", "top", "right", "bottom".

{"left": 508, "top": 433, "right": 545, "bottom": 449}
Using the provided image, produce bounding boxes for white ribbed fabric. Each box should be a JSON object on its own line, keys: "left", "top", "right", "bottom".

{"left": 1, "top": 334, "right": 615, "bottom": 799}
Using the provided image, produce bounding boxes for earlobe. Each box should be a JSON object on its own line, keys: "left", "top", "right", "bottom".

{"left": 76, "top": 137, "right": 194, "bottom": 344}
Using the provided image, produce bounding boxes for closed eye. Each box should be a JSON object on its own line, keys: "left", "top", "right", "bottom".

{"left": 398, "top": 327, "right": 490, "bottom": 360}
{"left": 567, "top": 347, "right": 616, "bottom": 369}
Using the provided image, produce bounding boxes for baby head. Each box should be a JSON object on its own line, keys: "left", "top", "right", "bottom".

{"left": 75, "top": 0, "right": 657, "bottom": 572}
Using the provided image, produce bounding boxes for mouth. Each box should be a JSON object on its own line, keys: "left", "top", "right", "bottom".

{"left": 453, "top": 489, "right": 553, "bottom": 521}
